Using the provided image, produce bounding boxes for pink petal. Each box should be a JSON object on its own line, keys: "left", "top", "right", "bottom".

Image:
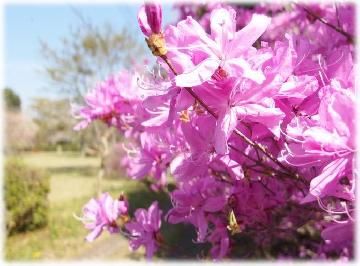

{"left": 144, "top": 1, "right": 162, "bottom": 34}
{"left": 138, "top": 5, "right": 151, "bottom": 37}
{"left": 303, "top": 126, "right": 348, "bottom": 154}
{"left": 203, "top": 196, "right": 227, "bottom": 212}
{"left": 104, "top": 194, "right": 118, "bottom": 222}
{"left": 234, "top": 104, "right": 284, "bottom": 138}
{"left": 214, "top": 108, "right": 238, "bottom": 155}
{"left": 277, "top": 75, "right": 319, "bottom": 99}
{"left": 148, "top": 201, "right": 162, "bottom": 230}
{"left": 175, "top": 88, "right": 194, "bottom": 111}
{"left": 229, "top": 14, "right": 271, "bottom": 57}
{"left": 176, "top": 16, "right": 220, "bottom": 56}
{"left": 135, "top": 208, "right": 148, "bottom": 224}
{"left": 85, "top": 224, "right": 104, "bottom": 242}
{"left": 141, "top": 109, "right": 169, "bottom": 127}
{"left": 225, "top": 58, "right": 266, "bottom": 84}
{"left": 196, "top": 211, "right": 208, "bottom": 242}
{"left": 301, "top": 158, "right": 348, "bottom": 203}
{"left": 321, "top": 221, "right": 354, "bottom": 251}
{"left": 210, "top": 7, "right": 236, "bottom": 52}
{"left": 175, "top": 57, "right": 220, "bottom": 87}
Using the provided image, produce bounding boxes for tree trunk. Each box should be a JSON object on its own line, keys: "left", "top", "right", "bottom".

{"left": 97, "top": 128, "right": 111, "bottom": 196}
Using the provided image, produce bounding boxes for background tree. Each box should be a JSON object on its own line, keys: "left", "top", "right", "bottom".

{"left": 40, "top": 13, "right": 145, "bottom": 102}
{"left": 3, "top": 88, "right": 38, "bottom": 154}
{"left": 4, "top": 87, "right": 21, "bottom": 111}
{"left": 31, "top": 98, "right": 81, "bottom": 151}
{"left": 40, "top": 13, "right": 146, "bottom": 194}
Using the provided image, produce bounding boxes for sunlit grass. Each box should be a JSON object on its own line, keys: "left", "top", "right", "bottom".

{"left": 5, "top": 151, "right": 145, "bottom": 261}
{"left": 20, "top": 151, "right": 100, "bottom": 169}
{"left": 5, "top": 151, "right": 200, "bottom": 261}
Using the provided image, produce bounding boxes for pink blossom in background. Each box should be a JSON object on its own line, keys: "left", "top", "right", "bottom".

{"left": 73, "top": 70, "right": 143, "bottom": 131}
{"left": 125, "top": 201, "right": 163, "bottom": 259}
{"left": 79, "top": 192, "right": 128, "bottom": 242}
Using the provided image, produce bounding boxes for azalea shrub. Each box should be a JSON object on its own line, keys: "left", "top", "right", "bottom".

{"left": 73, "top": 1, "right": 356, "bottom": 261}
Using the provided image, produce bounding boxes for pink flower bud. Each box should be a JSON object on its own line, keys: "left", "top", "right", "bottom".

{"left": 138, "top": 1, "right": 162, "bottom": 37}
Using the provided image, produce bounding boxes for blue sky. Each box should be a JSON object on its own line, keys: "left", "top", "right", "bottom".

{"left": 4, "top": 4, "right": 178, "bottom": 111}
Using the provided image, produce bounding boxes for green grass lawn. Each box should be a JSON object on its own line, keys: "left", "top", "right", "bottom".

{"left": 5, "top": 151, "right": 206, "bottom": 261}
{"left": 5, "top": 151, "right": 147, "bottom": 261}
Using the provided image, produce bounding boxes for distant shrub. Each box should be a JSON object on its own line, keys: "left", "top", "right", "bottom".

{"left": 5, "top": 157, "right": 50, "bottom": 235}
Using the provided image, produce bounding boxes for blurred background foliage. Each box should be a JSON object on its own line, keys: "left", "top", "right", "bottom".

{"left": 3, "top": 4, "right": 203, "bottom": 260}
{"left": 40, "top": 16, "right": 145, "bottom": 100}
{"left": 3, "top": 10, "right": 150, "bottom": 261}
{"left": 5, "top": 157, "right": 50, "bottom": 236}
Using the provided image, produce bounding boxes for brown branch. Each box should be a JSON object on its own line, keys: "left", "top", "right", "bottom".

{"left": 295, "top": 3, "right": 354, "bottom": 44}
{"left": 160, "top": 55, "right": 218, "bottom": 117}
{"left": 233, "top": 128, "right": 292, "bottom": 173}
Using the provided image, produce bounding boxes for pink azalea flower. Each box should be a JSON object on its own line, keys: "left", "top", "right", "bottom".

{"left": 170, "top": 115, "right": 216, "bottom": 182}
{"left": 280, "top": 80, "right": 355, "bottom": 203}
{"left": 124, "top": 131, "right": 174, "bottom": 190}
{"left": 73, "top": 71, "right": 141, "bottom": 131}
{"left": 79, "top": 192, "right": 129, "bottom": 242}
{"left": 171, "top": 7, "right": 271, "bottom": 87}
{"left": 275, "top": 75, "right": 319, "bottom": 104}
{"left": 209, "top": 154, "right": 244, "bottom": 181}
{"left": 140, "top": 87, "right": 178, "bottom": 128}
{"left": 182, "top": 35, "right": 300, "bottom": 156}
{"left": 125, "top": 201, "right": 162, "bottom": 259}
{"left": 214, "top": 99, "right": 285, "bottom": 155}
{"left": 167, "top": 176, "right": 230, "bottom": 242}
{"left": 207, "top": 216, "right": 230, "bottom": 260}
{"left": 192, "top": 78, "right": 285, "bottom": 155}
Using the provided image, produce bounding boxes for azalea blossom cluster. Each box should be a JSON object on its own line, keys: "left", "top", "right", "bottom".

{"left": 74, "top": 1, "right": 356, "bottom": 260}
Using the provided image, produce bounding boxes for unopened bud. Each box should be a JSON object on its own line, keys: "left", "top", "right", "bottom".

{"left": 144, "top": 1, "right": 162, "bottom": 34}
{"left": 138, "top": 2, "right": 162, "bottom": 37}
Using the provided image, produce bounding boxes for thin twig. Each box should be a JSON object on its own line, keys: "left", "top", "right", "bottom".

{"left": 334, "top": 3, "right": 341, "bottom": 27}
{"left": 295, "top": 3, "right": 354, "bottom": 44}
{"left": 233, "top": 128, "right": 292, "bottom": 174}
{"left": 160, "top": 55, "right": 218, "bottom": 117}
